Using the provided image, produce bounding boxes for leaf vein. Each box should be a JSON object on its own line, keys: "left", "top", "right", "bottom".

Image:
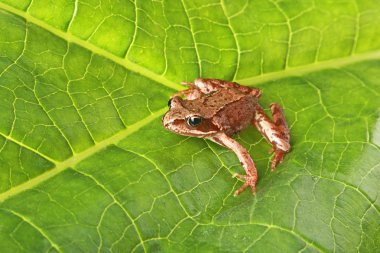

{"left": 0, "top": 107, "right": 167, "bottom": 203}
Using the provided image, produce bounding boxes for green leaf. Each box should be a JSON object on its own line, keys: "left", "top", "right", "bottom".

{"left": 0, "top": 1, "right": 379, "bottom": 252}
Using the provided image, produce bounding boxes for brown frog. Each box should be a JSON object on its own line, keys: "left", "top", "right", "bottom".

{"left": 162, "top": 78, "right": 290, "bottom": 196}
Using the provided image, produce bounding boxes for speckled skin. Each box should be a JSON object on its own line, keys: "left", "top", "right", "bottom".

{"left": 162, "top": 78, "right": 291, "bottom": 196}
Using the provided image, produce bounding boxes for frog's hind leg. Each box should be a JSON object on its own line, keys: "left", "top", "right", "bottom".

{"left": 171, "top": 81, "right": 202, "bottom": 100}
{"left": 193, "top": 78, "right": 262, "bottom": 97}
{"left": 253, "top": 103, "right": 291, "bottom": 171}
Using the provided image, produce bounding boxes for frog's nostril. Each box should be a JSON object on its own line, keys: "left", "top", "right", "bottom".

{"left": 167, "top": 98, "right": 173, "bottom": 108}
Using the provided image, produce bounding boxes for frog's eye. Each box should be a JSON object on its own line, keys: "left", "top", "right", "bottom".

{"left": 186, "top": 116, "right": 203, "bottom": 127}
{"left": 167, "top": 98, "right": 173, "bottom": 108}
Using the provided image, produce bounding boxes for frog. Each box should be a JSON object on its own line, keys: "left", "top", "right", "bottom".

{"left": 162, "top": 78, "right": 291, "bottom": 196}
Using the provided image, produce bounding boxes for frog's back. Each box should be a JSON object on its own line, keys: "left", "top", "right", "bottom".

{"left": 210, "top": 88, "right": 257, "bottom": 136}
{"left": 182, "top": 88, "right": 249, "bottom": 118}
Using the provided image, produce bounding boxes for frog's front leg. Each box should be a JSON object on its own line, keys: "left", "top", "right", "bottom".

{"left": 208, "top": 132, "right": 258, "bottom": 196}
{"left": 253, "top": 103, "right": 291, "bottom": 170}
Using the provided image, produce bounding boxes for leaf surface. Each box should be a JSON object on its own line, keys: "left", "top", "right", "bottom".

{"left": 0, "top": 1, "right": 379, "bottom": 252}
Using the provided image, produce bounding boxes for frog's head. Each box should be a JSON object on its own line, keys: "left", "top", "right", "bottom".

{"left": 162, "top": 96, "right": 219, "bottom": 137}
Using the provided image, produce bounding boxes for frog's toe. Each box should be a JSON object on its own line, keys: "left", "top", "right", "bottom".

{"left": 232, "top": 173, "right": 245, "bottom": 180}
{"left": 234, "top": 181, "right": 248, "bottom": 196}
{"left": 270, "top": 150, "right": 285, "bottom": 171}
{"left": 233, "top": 174, "right": 257, "bottom": 196}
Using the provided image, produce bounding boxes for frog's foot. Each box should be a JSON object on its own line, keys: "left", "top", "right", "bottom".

{"left": 267, "top": 147, "right": 285, "bottom": 171}
{"left": 270, "top": 149, "right": 285, "bottom": 171}
{"left": 232, "top": 173, "right": 257, "bottom": 196}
